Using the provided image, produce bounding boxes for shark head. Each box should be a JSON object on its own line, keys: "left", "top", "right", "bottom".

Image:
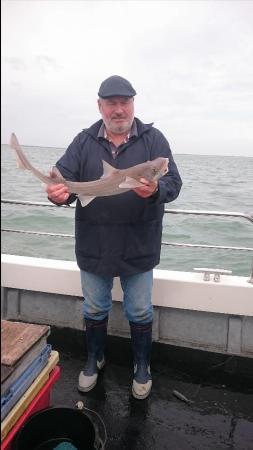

{"left": 135, "top": 157, "right": 169, "bottom": 182}
{"left": 118, "top": 157, "right": 169, "bottom": 189}
{"left": 149, "top": 157, "right": 169, "bottom": 180}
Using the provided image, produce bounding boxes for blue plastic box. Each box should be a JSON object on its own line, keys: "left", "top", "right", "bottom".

{"left": 1, "top": 345, "right": 51, "bottom": 420}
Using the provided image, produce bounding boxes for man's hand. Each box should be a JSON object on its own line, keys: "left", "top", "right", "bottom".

{"left": 133, "top": 178, "right": 158, "bottom": 198}
{"left": 46, "top": 169, "right": 70, "bottom": 204}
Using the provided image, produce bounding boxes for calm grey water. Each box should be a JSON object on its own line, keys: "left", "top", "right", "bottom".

{"left": 1, "top": 144, "right": 253, "bottom": 276}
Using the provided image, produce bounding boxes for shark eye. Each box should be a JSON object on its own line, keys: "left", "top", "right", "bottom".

{"left": 152, "top": 167, "right": 158, "bottom": 175}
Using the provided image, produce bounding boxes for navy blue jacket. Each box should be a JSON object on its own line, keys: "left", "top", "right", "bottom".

{"left": 55, "top": 118, "right": 182, "bottom": 276}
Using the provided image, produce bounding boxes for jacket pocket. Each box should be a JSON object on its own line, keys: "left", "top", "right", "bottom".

{"left": 75, "top": 222, "right": 101, "bottom": 259}
{"left": 123, "top": 221, "right": 162, "bottom": 261}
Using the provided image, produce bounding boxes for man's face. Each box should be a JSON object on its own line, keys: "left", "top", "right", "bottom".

{"left": 98, "top": 96, "right": 134, "bottom": 135}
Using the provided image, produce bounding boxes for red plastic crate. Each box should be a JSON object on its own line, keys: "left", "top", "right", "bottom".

{"left": 1, "top": 366, "right": 61, "bottom": 450}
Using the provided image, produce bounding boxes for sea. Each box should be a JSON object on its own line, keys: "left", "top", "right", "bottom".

{"left": 1, "top": 144, "right": 253, "bottom": 277}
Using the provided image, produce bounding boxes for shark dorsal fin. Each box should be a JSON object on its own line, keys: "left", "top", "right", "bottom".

{"left": 102, "top": 160, "right": 117, "bottom": 178}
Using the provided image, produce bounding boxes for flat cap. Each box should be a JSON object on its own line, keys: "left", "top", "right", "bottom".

{"left": 98, "top": 75, "right": 136, "bottom": 98}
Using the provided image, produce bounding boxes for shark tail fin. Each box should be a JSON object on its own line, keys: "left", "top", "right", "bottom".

{"left": 9, "top": 133, "right": 32, "bottom": 171}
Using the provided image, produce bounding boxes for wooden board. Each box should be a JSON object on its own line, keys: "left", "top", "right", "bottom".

{"left": 1, "top": 366, "right": 13, "bottom": 384}
{"left": 1, "top": 351, "right": 59, "bottom": 441}
{"left": 1, "top": 337, "right": 48, "bottom": 394}
{"left": 1, "top": 320, "right": 50, "bottom": 366}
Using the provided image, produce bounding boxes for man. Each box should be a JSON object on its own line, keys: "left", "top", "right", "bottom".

{"left": 46, "top": 75, "right": 182, "bottom": 400}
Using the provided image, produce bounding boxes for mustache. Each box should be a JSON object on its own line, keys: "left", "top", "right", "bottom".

{"left": 111, "top": 115, "right": 128, "bottom": 119}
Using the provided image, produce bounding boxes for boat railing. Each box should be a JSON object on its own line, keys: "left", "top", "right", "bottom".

{"left": 1, "top": 199, "right": 253, "bottom": 254}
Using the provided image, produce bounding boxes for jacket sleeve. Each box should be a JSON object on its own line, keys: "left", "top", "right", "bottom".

{"left": 55, "top": 133, "right": 84, "bottom": 181}
{"left": 149, "top": 128, "right": 182, "bottom": 204}
{"left": 48, "top": 133, "right": 85, "bottom": 206}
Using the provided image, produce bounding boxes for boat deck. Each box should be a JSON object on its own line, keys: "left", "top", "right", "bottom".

{"left": 48, "top": 327, "right": 253, "bottom": 450}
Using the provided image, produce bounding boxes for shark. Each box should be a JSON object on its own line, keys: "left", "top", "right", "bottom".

{"left": 9, "top": 132, "right": 169, "bottom": 207}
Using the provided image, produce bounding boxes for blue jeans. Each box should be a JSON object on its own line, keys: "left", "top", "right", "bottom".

{"left": 80, "top": 270, "right": 153, "bottom": 324}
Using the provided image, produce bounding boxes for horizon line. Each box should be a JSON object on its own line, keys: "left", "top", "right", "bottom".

{"left": 1, "top": 143, "right": 252, "bottom": 158}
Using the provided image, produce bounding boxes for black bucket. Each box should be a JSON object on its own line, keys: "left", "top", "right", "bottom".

{"left": 13, "top": 406, "right": 106, "bottom": 450}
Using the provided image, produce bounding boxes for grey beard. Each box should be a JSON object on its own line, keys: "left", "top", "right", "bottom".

{"left": 108, "top": 120, "right": 132, "bottom": 135}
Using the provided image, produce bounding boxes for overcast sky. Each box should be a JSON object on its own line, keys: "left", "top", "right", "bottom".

{"left": 1, "top": 0, "right": 253, "bottom": 156}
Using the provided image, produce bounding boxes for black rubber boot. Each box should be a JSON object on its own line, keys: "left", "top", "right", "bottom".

{"left": 78, "top": 317, "right": 108, "bottom": 392}
{"left": 129, "top": 321, "right": 152, "bottom": 399}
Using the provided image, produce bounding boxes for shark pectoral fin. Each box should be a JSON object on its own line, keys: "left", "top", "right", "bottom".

{"left": 102, "top": 160, "right": 118, "bottom": 178}
{"left": 118, "top": 177, "right": 144, "bottom": 189}
{"left": 78, "top": 194, "right": 96, "bottom": 207}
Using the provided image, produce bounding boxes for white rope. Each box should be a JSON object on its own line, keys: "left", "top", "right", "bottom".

{"left": 162, "top": 241, "right": 253, "bottom": 252}
{"left": 2, "top": 199, "right": 253, "bottom": 223}
{"left": 2, "top": 228, "right": 74, "bottom": 238}
{"left": 2, "top": 199, "right": 252, "bottom": 251}
{"left": 2, "top": 228, "right": 252, "bottom": 251}
{"left": 1, "top": 199, "right": 75, "bottom": 208}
